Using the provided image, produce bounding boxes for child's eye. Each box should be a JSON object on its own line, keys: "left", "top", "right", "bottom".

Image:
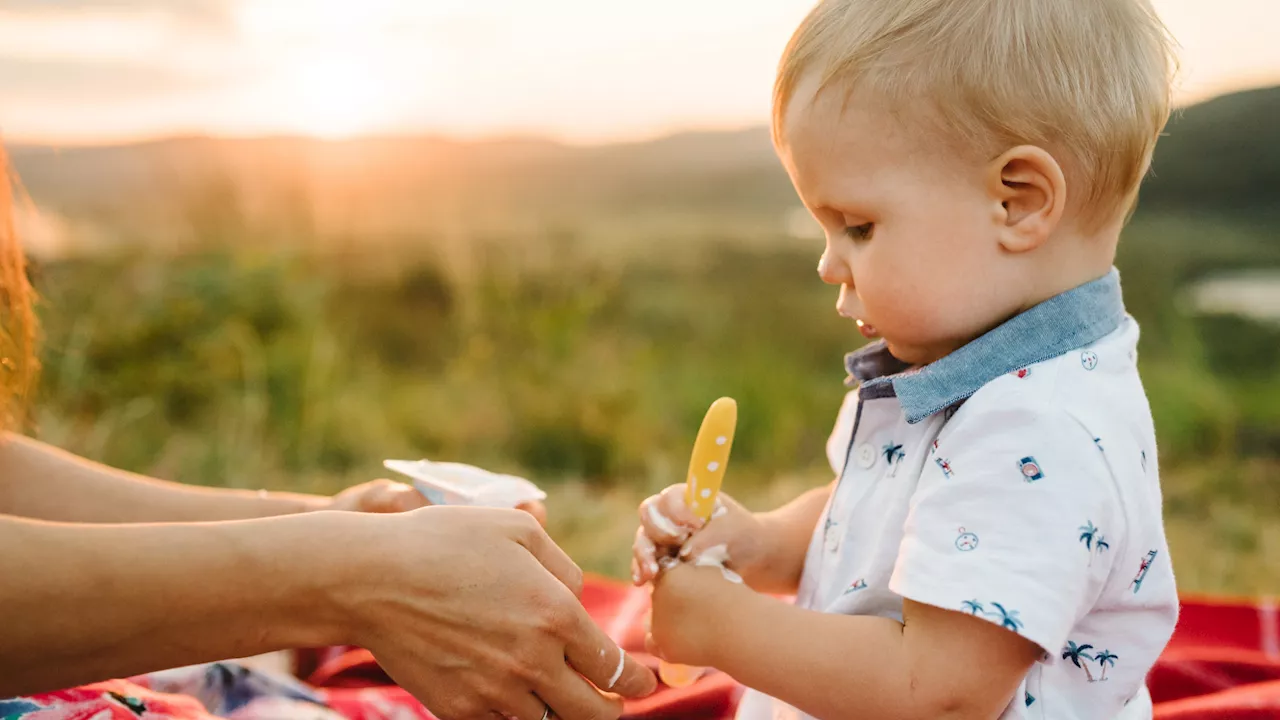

{"left": 844, "top": 223, "right": 874, "bottom": 242}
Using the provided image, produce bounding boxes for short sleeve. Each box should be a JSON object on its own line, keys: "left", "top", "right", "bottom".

{"left": 888, "top": 396, "right": 1122, "bottom": 656}
{"left": 826, "top": 391, "right": 859, "bottom": 475}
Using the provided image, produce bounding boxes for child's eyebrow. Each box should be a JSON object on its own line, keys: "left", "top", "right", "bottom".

{"left": 806, "top": 204, "right": 843, "bottom": 222}
{"left": 813, "top": 197, "right": 873, "bottom": 220}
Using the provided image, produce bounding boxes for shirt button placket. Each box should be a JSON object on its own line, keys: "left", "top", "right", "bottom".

{"left": 856, "top": 443, "right": 877, "bottom": 469}
{"left": 824, "top": 515, "right": 841, "bottom": 555}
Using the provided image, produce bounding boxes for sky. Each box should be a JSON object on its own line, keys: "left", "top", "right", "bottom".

{"left": 0, "top": 0, "right": 1277, "bottom": 145}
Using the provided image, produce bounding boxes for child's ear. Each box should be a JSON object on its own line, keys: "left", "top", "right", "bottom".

{"left": 986, "top": 146, "right": 1066, "bottom": 253}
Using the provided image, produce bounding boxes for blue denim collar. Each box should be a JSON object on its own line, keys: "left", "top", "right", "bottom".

{"left": 845, "top": 268, "right": 1126, "bottom": 424}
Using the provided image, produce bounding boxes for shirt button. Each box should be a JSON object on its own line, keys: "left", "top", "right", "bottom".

{"left": 856, "top": 443, "right": 877, "bottom": 469}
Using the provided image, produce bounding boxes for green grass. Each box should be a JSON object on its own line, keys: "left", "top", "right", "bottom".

{"left": 25, "top": 212, "right": 1280, "bottom": 596}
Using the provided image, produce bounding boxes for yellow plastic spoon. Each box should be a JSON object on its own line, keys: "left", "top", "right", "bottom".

{"left": 657, "top": 396, "right": 738, "bottom": 688}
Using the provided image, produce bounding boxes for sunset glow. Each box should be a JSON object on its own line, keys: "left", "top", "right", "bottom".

{"left": 0, "top": 0, "right": 1276, "bottom": 144}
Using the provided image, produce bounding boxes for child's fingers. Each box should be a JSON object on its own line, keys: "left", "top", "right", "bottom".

{"left": 638, "top": 489, "right": 701, "bottom": 546}
{"left": 632, "top": 527, "right": 660, "bottom": 585}
{"left": 644, "top": 632, "right": 667, "bottom": 661}
{"left": 386, "top": 483, "right": 430, "bottom": 512}
{"left": 656, "top": 485, "right": 704, "bottom": 527}
{"left": 516, "top": 500, "right": 547, "bottom": 527}
{"left": 344, "top": 479, "right": 426, "bottom": 513}
{"left": 638, "top": 497, "right": 687, "bottom": 546}
{"left": 677, "top": 512, "right": 746, "bottom": 565}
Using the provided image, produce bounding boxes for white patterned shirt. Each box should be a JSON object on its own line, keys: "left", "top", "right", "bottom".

{"left": 736, "top": 270, "right": 1178, "bottom": 720}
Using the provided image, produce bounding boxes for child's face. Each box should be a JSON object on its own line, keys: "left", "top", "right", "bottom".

{"left": 778, "top": 79, "right": 1027, "bottom": 366}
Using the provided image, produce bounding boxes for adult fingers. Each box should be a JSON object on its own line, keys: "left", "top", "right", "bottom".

{"left": 508, "top": 512, "right": 584, "bottom": 598}
{"left": 561, "top": 606, "right": 657, "bottom": 699}
{"left": 499, "top": 692, "right": 552, "bottom": 720}
{"left": 536, "top": 665, "right": 623, "bottom": 720}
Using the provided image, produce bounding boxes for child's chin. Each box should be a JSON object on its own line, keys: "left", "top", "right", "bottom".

{"left": 883, "top": 341, "right": 938, "bottom": 367}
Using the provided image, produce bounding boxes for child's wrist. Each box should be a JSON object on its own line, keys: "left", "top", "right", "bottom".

{"left": 698, "top": 580, "right": 763, "bottom": 670}
{"left": 749, "top": 511, "right": 802, "bottom": 590}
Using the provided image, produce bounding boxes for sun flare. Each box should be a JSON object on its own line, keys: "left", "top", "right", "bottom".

{"left": 236, "top": 0, "right": 408, "bottom": 139}
{"left": 281, "top": 55, "right": 389, "bottom": 140}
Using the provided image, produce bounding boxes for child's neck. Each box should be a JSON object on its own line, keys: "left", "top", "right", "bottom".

{"left": 1013, "top": 220, "right": 1122, "bottom": 316}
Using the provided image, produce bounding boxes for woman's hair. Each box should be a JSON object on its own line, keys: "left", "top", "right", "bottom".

{"left": 0, "top": 144, "right": 38, "bottom": 432}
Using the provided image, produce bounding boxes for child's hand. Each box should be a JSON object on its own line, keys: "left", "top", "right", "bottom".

{"left": 327, "top": 479, "right": 430, "bottom": 513}
{"left": 632, "top": 485, "right": 769, "bottom": 587}
{"left": 325, "top": 479, "right": 548, "bottom": 525}
{"left": 646, "top": 563, "right": 744, "bottom": 666}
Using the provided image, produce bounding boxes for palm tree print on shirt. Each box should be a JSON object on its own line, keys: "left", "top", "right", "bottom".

{"left": 1094, "top": 649, "right": 1118, "bottom": 681}
{"left": 959, "top": 600, "right": 1022, "bottom": 633}
{"left": 1079, "top": 521, "right": 1111, "bottom": 566}
{"left": 882, "top": 442, "right": 906, "bottom": 475}
{"left": 1062, "top": 641, "right": 1097, "bottom": 682}
{"left": 985, "top": 603, "right": 1023, "bottom": 632}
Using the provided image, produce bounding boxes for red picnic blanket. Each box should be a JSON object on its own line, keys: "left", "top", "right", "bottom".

{"left": 14, "top": 577, "right": 1280, "bottom": 719}
{"left": 314, "top": 580, "right": 1280, "bottom": 719}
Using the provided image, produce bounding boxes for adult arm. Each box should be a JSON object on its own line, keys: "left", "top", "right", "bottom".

{"left": 0, "top": 433, "right": 326, "bottom": 522}
{"left": 1, "top": 507, "right": 654, "bottom": 720}
{"left": 0, "top": 434, "right": 546, "bottom": 524}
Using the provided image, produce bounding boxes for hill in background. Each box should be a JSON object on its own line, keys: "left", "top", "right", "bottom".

{"left": 11, "top": 85, "right": 1275, "bottom": 259}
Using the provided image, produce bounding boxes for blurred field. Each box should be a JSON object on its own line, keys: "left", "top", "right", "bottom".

{"left": 14, "top": 87, "right": 1280, "bottom": 596}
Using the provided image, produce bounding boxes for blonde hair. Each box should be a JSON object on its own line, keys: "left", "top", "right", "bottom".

{"left": 774, "top": 0, "right": 1178, "bottom": 227}
{"left": 0, "top": 144, "right": 38, "bottom": 432}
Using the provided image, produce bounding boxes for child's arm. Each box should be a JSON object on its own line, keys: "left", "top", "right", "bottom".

{"left": 652, "top": 565, "right": 1041, "bottom": 720}
{"left": 744, "top": 484, "right": 833, "bottom": 593}
{"left": 633, "top": 482, "right": 832, "bottom": 594}
{"left": 652, "top": 402, "right": 1130, "bottom": 719}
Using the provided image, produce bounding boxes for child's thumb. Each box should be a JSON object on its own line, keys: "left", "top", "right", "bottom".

{"left": 677, "top": 527, "right": 738, "bottom": 566}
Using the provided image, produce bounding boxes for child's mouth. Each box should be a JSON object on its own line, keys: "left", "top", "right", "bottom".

{"left": 856, "top": 320, "right": 879, "bottom": 339}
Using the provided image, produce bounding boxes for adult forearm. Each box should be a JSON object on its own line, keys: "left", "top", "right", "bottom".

{"left": 0, "top": 512, "right": 348, "bottom": 696}
{"left": 0, "top": 434, "right": 325, "bottom": 522}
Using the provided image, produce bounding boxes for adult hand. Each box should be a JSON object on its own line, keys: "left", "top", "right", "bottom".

{"left": 336, "top": 506, "right": 654, "bottom": 720}
{"left": 323, "top": 478, "right": 548, "bottom": 525}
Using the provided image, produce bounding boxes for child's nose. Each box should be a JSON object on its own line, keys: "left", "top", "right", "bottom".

{"left": 817, "top": 252, "right": 853, "bottom": 286}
